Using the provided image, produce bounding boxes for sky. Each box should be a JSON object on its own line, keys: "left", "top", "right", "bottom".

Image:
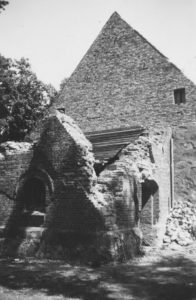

{"left": 0, "top": 0, "right": 196, "bottom": 89}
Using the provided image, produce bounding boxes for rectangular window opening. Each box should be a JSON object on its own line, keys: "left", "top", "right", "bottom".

{"left": 174, "top": 88, "right": 186, "bottom": 104}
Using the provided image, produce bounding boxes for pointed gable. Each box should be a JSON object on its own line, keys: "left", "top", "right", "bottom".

{"left": 56, "top": 12, "right": 196, "bottom": 132}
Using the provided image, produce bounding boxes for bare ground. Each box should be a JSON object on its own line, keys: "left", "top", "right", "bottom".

{"left": 0, "top": 243, "right": 196, "bottom": 300}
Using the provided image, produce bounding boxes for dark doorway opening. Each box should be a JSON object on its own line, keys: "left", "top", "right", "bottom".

{"left": 23, "top": 178, "right": 46, "bottom": 213}
{"left": 142, "top": 180, "right": 159, "bottom": 226}
{"left": 3, "top": 176, "right": 48, "bottom": 255}
{"left": 21, "top": 178, "right": 46, "bottom": 227}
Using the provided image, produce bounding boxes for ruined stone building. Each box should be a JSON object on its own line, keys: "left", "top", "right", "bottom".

{"left": 55, "top": 12, "right": 196, "bottom": 213}
{"left": 0, "top": 111, "right": 172, "bottom": 262}
{"left": 0, "top": 12, "right": 196, "bottom": 263}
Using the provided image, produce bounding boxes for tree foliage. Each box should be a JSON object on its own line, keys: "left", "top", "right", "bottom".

{"left": 0, "top": 0, "right": 8, "bottom": 13}
{"left": 59, "top": 77, "right": 68, "bottom": 93}
{"left": 0, "top": 54, "right": 57, "bottom": 141}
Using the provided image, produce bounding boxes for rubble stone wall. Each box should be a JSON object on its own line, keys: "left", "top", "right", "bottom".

{"left": 97, "top": 164, "right": 137, "bottom": 230}
{"left": 97, "top": 128, "right": 172, "bottom": 247}
{"left": 35, "top": 112, "right": 143, "bottom": 262}
{"left": 54, "top": 14, "right": 196, "bottom": 220}
{"left": 1, "top": 112, "right": 103, "bottom": 261}
{"left": 119, "top": 129, "right": 172, "bottom": 245}
{"left": 0, "top": 112, "right": 144, "bottom": 263}
{"left": 156, "top": 125, "right": 196, "bottom": 248}
{"left": 173, "top": 124, "right": 196, "bottom": 203}
{"left": 149, "top": 129, "right": 172, "bottom": 245}
{"left": 0, "top": 143, "right": 33, "bottom": 226}
{"left": 151, "top": 129, "right": 172, "bottom": 222}
{"left": 163, "top": 198, "right": 196, "bottom": 247}
{"left": 0, "top": 112, "right": 172, "bottom": 262}
{"left": 56, "top": 13, "right": 196, "bottom": 132}
{"left": 95, "top": 162, "right": 141, "bottom": 261}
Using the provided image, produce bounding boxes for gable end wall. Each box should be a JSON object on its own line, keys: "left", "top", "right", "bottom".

{"left": 56, "top": 13, "right": 196, "bottom": 132}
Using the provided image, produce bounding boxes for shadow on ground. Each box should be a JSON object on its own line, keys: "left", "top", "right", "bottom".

{"left": 0, "top": 250, "right": 196, "bottom": 300}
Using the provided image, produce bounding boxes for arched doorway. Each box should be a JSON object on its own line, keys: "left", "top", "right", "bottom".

{"left": 20, "top": 177, "right": 47, "bottom": 227}
{"left": 5, "top": 169, "right": 53, "bottom": 234}
{"left": 141, "top": 179, "right": 159, "bottom": 226}
{"left": 140, "top": 179, "right": 159, "bottom": 245}
{"left": 23, "top": 178, "right": 46, "bottom": 213}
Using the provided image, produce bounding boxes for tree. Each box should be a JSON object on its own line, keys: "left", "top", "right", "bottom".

{"left": 44, "top": 83, "right": 57, "bottom": 107}
{"left": 59, "top": 77, "right": 68, "bottom": 93}
{"left": 0, "top": 54, "right": 57, "bottom": 141}
{"left": 0, "top": 1, "right": 8, "bottom": 13}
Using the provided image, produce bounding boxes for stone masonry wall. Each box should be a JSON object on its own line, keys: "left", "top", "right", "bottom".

{"left": 56, "top": 12, "right": 196, "bottom": 132}
{"left": 163, "top": 125, "right": 196, "bottom": 248}
{"left": 1, "top": 112, "right": 104, "bottom": 261}
{"left": 0, "top": 111, "right": 146, "bottom": 263}
{"left": 36, "top": 112, "right": 143, "bottom": 262}
{"left": 0, "top": 110, "right": 172, "bottom": 263}
{"left": 173, "top": 124, "right": 196, "bottom": 203}
{"left": 149, "top": 128, "right": 172, "bottom": 245}
{"left": 97, "top": 127, "right": 172, "bottom": 247}
{"left": 121, "top": 128, "right": 172, "bottom": 245}
{"left": 54, "top": 12, "right": 196, "bottom": 236}
{"left": 0, "top": 142, "right": 33, "bottom": 226}
{"left": 96, "top": 162, "right": 142, "bottom": 261}
{"left": 55, "top": 12, "right": 196, "bottom": 218}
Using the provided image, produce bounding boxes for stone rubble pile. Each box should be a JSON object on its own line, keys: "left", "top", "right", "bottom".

{"left": 163, "top": 199, "right": 196, "bottom": 247}
{"left": 121, "top": 136, "right": 156, "bottom": 183}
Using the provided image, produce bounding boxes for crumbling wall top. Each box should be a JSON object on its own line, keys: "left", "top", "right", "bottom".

{"left": 0, "top": 141, "right": 33, "bottom": 159}
{"left": 119, "top": 127, "right": 171, "bottom": 182}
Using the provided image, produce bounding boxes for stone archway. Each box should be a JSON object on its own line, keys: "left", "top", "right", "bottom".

{"left": 15, "top": 168, "right": 54, "bottom": 227}
{"left": 141, "top": 179, "right": 159, "bottom": 226}
{"left": 23, "top": 177, "right": 46, "bottom": 213}
{"left": 139, "top": 179, "right": 159, "bottom": 245}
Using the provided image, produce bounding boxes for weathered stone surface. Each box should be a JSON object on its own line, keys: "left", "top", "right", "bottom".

{"left": 97, "top": 127, "right": 172, "bottom": 247}
{"left": 0, "top": 142, "right": 32, "bottom": 154}
{"left": 53, "top": 12, "right": 196, "bottom": 226}
{"left": 55, "top": 12, "right": 196, "bottom": 132}
{"left": 2, "top": 111, "right": 164, "bottom": 263}
{"left": 0, "top": 142, "right": 34, "bottom": 225}
{"left": 1, "top": 111, "right": 106, "bottom": 261}
{"left": 163, "top": 199, "right": 196, "bottom": 247}
{"left": 173, "top": 124, "right": 196, "bottom": 203}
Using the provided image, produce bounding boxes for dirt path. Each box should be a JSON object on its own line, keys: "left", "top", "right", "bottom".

{"left": 0, "top": 243, "right": 196, "bottom": 300}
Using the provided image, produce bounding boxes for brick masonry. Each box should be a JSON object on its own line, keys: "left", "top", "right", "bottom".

{"left": 0, "top": 112, "right": 141, "bottom": 262}
{"left": 0, "top": 143, "right": 33, "bottom": 226}
{"left": 0, "top": 111, "right": 171, "bottom": 262}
